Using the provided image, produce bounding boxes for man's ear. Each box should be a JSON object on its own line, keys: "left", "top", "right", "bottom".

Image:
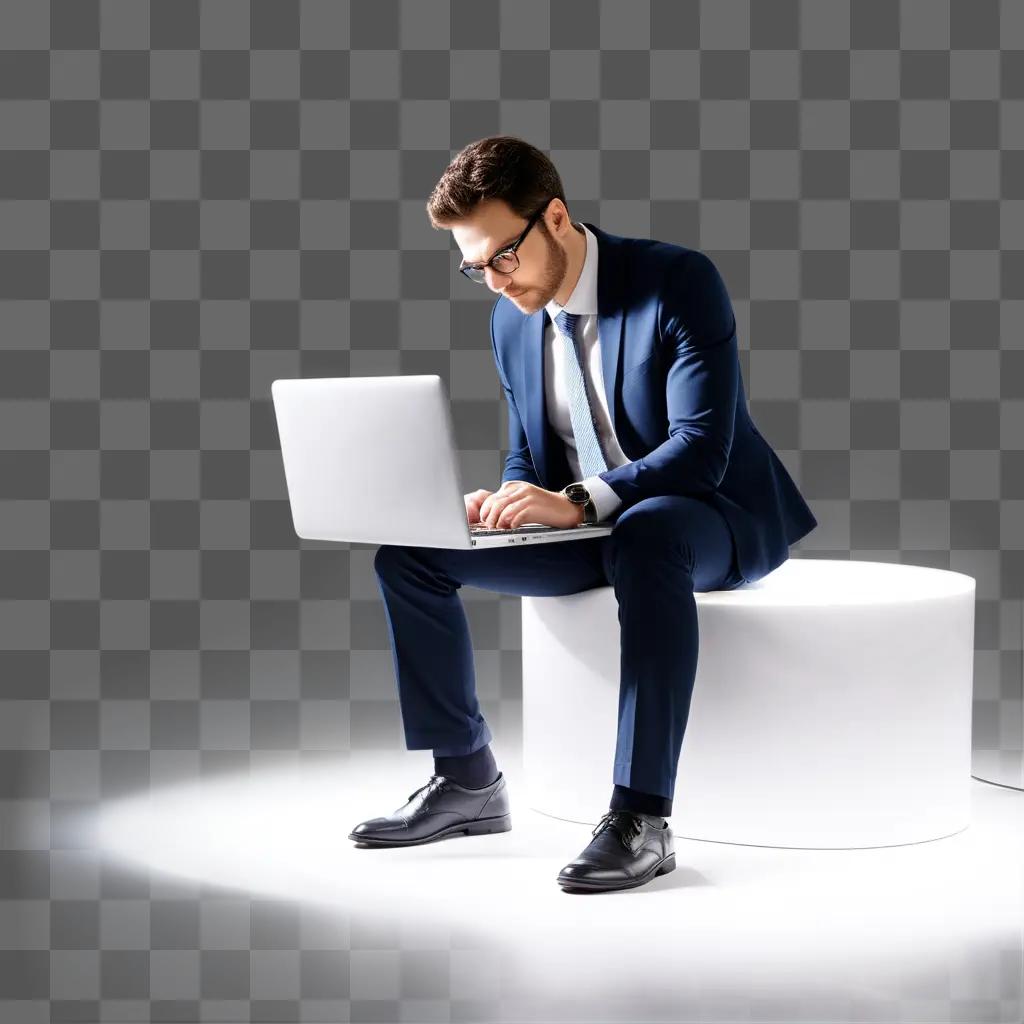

{"left": 545, "top": 198, "right": 571, "bottom": 236}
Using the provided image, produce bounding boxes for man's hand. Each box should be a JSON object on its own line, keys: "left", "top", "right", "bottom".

{"left": 464, "top": 488, "right": 494, "bottom": 525}
{"left": 476, "top": 482, "right": 584, "bottom": 529}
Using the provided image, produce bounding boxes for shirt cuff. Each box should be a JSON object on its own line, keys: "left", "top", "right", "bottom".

{"left": 581, "top": 475, "right": 622, "bottom": 522}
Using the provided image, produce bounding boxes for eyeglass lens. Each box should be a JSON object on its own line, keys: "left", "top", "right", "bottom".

{"left": 463, "top": 250, "right": 518, "bottom": 283}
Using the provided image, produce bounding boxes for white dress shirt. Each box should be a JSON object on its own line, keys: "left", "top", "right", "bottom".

{"left": 543, "top": 223, "right": 627, "bottom": 522}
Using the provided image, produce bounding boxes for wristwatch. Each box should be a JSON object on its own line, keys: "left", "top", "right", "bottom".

{"left": 561, "top": 482, "right": 599, "bottom": 526}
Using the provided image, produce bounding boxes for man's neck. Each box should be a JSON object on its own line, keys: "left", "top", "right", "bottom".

{"left": 553, "top": 223, "right": 587, "bottom": 307}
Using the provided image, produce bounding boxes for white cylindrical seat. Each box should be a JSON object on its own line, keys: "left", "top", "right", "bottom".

{"left": 521, "top": 559, "right": 976, "bottom": 849}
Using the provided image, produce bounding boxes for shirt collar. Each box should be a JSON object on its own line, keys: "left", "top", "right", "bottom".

{"left": 544, "top": 223, "right": 598, "bottom": 320}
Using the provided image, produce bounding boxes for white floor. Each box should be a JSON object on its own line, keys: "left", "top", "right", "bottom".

{"left": 95, "top": 750, "right": 1024, "bottom": 1023}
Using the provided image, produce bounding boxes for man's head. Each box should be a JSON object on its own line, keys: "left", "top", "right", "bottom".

{"left": 426, "top": 136, "right": 584, "bottom": 315}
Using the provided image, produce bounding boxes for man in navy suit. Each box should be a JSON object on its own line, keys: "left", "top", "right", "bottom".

{"left": 350, "top": 136, "right": 817, "bottom": 893}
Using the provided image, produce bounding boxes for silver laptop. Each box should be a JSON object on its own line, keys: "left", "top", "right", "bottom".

{"left": 270, "top": 375, "right": 615, "bottom": 549}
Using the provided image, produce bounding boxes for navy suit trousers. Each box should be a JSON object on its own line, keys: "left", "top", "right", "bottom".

{"left": 372, "top": 494, "right": 749, "bottom": 810}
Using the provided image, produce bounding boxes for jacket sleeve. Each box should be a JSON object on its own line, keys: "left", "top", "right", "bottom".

{"left": 596, "top": 250, "right": 738, "bottom": 508}
{"left": 490, "top": 301, "right": 542, "bottom": 487}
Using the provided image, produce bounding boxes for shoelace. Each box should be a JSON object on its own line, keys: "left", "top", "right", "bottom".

{"left": 592, "top": 810, "right": 644, "bottom": 851}
{"left": 406, "top": 774, "right": 448, "bottom": 803}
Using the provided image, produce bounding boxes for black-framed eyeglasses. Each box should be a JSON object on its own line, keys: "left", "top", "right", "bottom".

{"left": 457, "top": 200, "right": 551, "bottom": 284}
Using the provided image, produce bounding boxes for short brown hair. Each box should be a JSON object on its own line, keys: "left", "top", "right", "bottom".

{"left": 425, "top": 136, "right": 567, "bottom": 228}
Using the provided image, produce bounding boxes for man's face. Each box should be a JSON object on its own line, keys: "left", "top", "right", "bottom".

{"left": 449, "top": 198, "right": 568, "bottom": 315}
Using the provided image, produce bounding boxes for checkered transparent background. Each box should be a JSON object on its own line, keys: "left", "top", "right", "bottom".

{"left": 1, "top": 0, "right": 1022, "bottom": 1021}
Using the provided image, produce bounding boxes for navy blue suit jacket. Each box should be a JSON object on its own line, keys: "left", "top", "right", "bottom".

{"left": 488, "top": 222, "right": 818, "bottom": 585}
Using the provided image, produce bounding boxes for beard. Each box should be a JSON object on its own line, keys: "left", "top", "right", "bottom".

{"left": 505, "top": 225, "right": 568, "bottom": 315}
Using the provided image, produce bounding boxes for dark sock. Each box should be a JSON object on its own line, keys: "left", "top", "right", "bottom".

{"left": 433, "top": 742, "right": 499, "bottom": 790}
{"left": 609, "top": 783, "right": 672, "bottom": 820}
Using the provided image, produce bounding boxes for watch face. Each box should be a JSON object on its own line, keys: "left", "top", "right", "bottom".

{"left": 565, "top": 483, "right": 589, "bottom": 503}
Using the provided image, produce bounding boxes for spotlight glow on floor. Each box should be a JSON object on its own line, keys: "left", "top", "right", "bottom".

{"left": 94, "top": 755, "right": 1024, "bottom": 1016}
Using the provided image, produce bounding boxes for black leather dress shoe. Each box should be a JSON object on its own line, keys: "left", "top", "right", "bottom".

{"left": 348, "top": 771, "right": 511, "bottom": 847}
{"left": 557, "top": 810, "right": 676, "bottom": 892}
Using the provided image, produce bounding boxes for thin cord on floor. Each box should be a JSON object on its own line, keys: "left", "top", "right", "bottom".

{"left": 970, "top": 774, "right": 1024, "bottom": 793}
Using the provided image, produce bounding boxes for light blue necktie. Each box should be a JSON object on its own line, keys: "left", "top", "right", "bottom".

{"left": 553, "top": 310, "right": 609, "bottom": 478}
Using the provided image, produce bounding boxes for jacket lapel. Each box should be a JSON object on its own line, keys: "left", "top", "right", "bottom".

{"left": 590, "top": 222, "right": 626, "bottom": 437}
{"left": 519, "top": 222, "right": 627, "bottom": 489}
{"left": 521, "top": 308, "right": 549, "bottom": 486}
